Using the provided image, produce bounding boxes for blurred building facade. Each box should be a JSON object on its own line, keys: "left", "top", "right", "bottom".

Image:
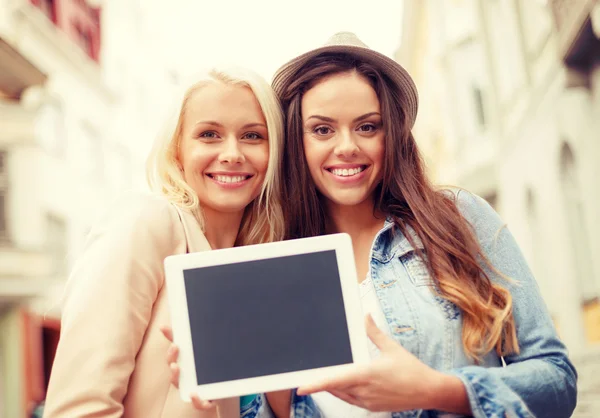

{"left": 0, "top": 0, "right": 150, "bottom": 416}
{"left": 0, "top": 0, "right": 193, "bottom": 415}
{"left": 397, "top": 0, "right": 600, "bottom": 414}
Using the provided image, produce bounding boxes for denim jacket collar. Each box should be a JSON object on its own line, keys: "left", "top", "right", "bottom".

{"left": 371, "top": 216, "right": 425, "bottom": 263}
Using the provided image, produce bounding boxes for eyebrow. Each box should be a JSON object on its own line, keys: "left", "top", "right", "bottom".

{"left": 306, "top": 112, "right": 381, "bottom": 124}
{"left": 195, "top": 121, "right": 267, "bottom": 129}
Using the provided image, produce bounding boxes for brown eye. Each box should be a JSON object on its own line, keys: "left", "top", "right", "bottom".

{"left": 314, "top": 126, "right": 333, "bottom": 136}
{"left": 358, "top": 123, "right": 377, "bottom": 133}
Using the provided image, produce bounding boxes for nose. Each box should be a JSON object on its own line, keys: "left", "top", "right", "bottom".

{"left": 334, "top": 129, "right": 359, "bottom": 158}
{"left": 219, "top": 136, "right": 245, "bottom": 164}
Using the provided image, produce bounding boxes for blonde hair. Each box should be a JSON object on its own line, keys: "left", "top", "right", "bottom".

{"left": 146, "top": 66, "right": 285, "bottom": 245}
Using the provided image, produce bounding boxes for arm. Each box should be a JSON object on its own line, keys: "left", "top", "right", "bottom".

{"left": 255, "top": 390, "right": 322, "bottom": 418}
{"left": 265, "top": 390, "right": 293, "bottom": 417}
{"left": 450, "top": 190, "right": 578, "bottom": 418}
{"left": 43, "top": 194, "right": 185, "bottom": 417}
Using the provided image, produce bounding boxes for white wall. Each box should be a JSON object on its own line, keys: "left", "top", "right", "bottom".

{"left": 400, "top": 0, "right": 600, "bottom": 355}
{"left": 0, "top": 0, "right": 151, "bottom": 316}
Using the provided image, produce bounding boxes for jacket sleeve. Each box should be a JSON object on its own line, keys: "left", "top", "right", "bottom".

{"left": 43, "top": 193, "right": 185, "bottom": 417}
{"left": 448, "top": 190, "right": 578, "bottom": 418}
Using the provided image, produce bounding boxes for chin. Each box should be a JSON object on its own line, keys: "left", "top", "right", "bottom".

{"left": 203, "top": 198, "right": 254, "bottom": 214}
{"left": 328, "top": 193, "right": 370, "bottom": 207}
{"left": 219, "top": 203, "right": 253, "bottom": 213}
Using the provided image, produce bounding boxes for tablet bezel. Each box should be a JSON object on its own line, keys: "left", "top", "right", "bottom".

{"left": 164, "top": 233, "right": 370, "bottom": 401}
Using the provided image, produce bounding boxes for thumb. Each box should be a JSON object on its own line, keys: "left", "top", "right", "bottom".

{"left": 160, "top": 325, "right": 174, "bottom": 342}
{"left": 365, "top": 314, "right": 396, "bottom": 351}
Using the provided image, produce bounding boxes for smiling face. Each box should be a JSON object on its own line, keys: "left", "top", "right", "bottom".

{"left": 177, "top": 82, "right": 269, "bottom": 216}
{"left": 301, "top": 71, "right": 384, "bottom": 209}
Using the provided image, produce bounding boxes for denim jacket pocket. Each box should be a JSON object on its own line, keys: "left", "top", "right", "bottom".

{"left": 374, "top": 259, "right": 422, "bottom": 358}
{"left": 401, "top": 252, "right": 435, "bottom": 287}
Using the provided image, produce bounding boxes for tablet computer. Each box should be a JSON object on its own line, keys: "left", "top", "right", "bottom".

{"left": 164, "top": 233, "right": 370, "bottom": 401}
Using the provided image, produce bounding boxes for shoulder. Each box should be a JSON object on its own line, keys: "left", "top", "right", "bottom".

{"left": 89, "top": 192, "right": 184, "bottom": 245}
{"left": 106, "top": 191, "right": 178, "bottom": 218}
{"left": 440, "top": 187, "right": 505, "bottom": 244}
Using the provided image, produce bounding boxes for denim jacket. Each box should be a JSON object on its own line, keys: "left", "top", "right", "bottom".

{"left": 244, "top": 190, "right": 577, "bottom": 418}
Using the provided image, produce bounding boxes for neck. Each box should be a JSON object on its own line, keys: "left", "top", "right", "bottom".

{"left": 201, "top": 207, "right": 245, "bottom": 249}
{"left": 325, "top": 197, "right": 385, "bottom": 239}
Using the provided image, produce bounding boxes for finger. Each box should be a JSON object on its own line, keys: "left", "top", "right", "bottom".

{"left": 365, "top": 314, "right": 396, "bottom": 351}
{"left": 297, "top": 368, "right": 368, "bottom": 395}
{"left": 329, "top": 389, "right": 362, "bottom": 407}
{"left": 166, "top": 343, "right": 179, "bottom": 363}
{"left": 160, "top": 325, "right": 174, "bottom": 342}
{"left": 169, "top": 362, "right": 180, "bottom": 388}
{"left": 190, "top": 393, "right": 215, "bottom": 410}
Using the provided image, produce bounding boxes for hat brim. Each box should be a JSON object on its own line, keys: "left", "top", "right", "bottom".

{"left": 272, "top": 44, "right": 419, "bottom": 127}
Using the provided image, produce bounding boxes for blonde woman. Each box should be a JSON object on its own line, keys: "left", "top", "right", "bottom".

{"left": 43, "top": 66, "right": 285, "bottom": 418}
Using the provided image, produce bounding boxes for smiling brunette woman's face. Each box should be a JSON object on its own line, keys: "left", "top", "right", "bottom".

{"left": 301, "top": 71, "right": 384, "bottom": 209}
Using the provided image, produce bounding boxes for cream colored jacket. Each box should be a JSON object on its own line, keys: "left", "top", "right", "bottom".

{"left": 43, "top": 193, "right": 238, "bottom": 418}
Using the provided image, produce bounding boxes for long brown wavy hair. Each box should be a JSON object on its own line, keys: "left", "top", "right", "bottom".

{"left": 274, "top": 53, "right": 518, "bottom": 362}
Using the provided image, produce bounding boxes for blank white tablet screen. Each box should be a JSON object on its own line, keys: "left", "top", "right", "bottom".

{"left": 183, "top": 249, "right": 353, "bottom": 385}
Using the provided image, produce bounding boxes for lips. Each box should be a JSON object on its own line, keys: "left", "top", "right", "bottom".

{"left": 325, "top": 165, "right": 368, "bottom": 178}
{"left": 206, "top": 173, "right": 253, "bottom": 184}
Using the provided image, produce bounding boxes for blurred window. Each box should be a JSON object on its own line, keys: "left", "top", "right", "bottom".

{"left": 0, "top": 193, "right": 6, "bottom": 239}
{"left": 80, "top": 121, "right": 104, "bottom": 184}
{"left": 517, "top": 0, "right": 552, "bottom": 57}
{"left": 526, "top": 188, "right": 553, "bottom": 309}
{"left": 74, "top": 22, "right": 94, "bottom": 57}
{"left": 472, "top": 85, "right": 487, "bottom": 127}
{"left": 106, "top": 145, "right": 132, "bottom": 193}
{"left": 559, "top": 142, "right": 597, "bottom": 303}
{"left": 0, "top": 151, "right": 7, "bottom": 240}
{"left": 35, "top": 100, "right": 66, "bottom": 158}
{"left": 485, "top": 0, "right": 527, "bottom": 102}
{"left": 448, "top": 39, "right": 491, "bottom": 140}
{"left": 45, "top": 213, "right": 67, "bottom": 277}
{"left": 38, "top": 0, "right": 57, "bottom": 23}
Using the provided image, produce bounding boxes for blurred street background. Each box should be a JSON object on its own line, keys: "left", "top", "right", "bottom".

{"left": 0, "top": 0, "right": 598, "bottom": 416}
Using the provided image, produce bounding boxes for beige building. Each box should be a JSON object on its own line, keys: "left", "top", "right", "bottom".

{"left": 397, "top": 0, "right": 600, "bottom": 414}
{"left": 0, "top": 1, "right": 134, "bottom": 416}
{"left": 0, "top": 34, "right": 47, "bottom": 418}
{"left": 0, "top": 0, "right": 187, "bottom": 414}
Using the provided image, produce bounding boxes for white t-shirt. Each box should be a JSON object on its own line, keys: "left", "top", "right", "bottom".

{"left": 312, "top": 277, "right": 392, "bottom": 418}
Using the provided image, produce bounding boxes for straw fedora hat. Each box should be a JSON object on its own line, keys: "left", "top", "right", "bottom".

{"left": 272, "top": 31, "right": 419, "bottom": 128}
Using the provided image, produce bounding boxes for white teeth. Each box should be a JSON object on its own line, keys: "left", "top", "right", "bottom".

{"left": 213, "top": 175, "right": 246, "bottom": 183}
{"left": 331, "top": 167, "right": 365, "bottom": 177}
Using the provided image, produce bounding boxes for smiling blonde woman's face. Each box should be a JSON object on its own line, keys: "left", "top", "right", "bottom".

{"left": 178, "top": 82, "right": 269, "bottom": 216}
